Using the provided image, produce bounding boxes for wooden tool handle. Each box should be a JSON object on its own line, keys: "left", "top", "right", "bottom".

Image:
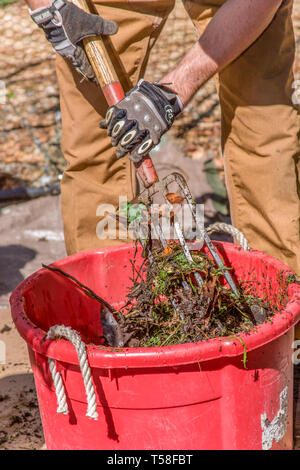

{"left": 71, "top": 0, "right": 158, "bottom": 187}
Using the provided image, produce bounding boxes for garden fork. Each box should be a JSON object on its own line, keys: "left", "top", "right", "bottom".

{"left": 72, "top": 0, "right": 266, "bottom": 323}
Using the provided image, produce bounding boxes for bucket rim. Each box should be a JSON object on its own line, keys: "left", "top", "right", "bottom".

{"left": 9, "top": 242, "right": 300, "bottom": 369}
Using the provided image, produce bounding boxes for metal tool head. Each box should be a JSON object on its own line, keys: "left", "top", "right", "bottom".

{"left": 119, "top": 171, "right": 267, "bottom": 324}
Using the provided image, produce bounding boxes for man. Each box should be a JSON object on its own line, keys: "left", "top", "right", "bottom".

{"left": 26, "top": 0, "right": 300, "bottom": 277}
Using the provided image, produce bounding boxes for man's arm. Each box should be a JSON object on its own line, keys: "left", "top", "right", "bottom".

{"left": 162, "top": 0, "right": 283, "bottom": 106}
{"left": 102, "top": 0, "right": 284, "bottom": 160}
{"left": 26, "top": 0, "right": 283, "bottom": 161}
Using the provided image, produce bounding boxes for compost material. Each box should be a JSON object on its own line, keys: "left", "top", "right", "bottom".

{"left": 115, "top": 242, "right": 273, "bottom": 348}
{"left": 44, "top": 241, "right": 274, "bottom": 348}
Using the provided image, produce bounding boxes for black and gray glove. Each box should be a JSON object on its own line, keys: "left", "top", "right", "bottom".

{"left": 99, "top": 79, "right": 183, "bottom": 162}
{"left": 30, "top": 0, "right": 118, "bottom": 82}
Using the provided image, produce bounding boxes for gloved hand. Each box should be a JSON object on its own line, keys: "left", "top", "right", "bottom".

{"left": 99, "top": 79, "right": 183, "bottom": 162}
{"left": 30, "top": 0, "right": 118, "bottom": 83}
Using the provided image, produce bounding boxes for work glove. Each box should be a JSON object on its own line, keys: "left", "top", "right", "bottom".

{"left": 99, "top": 79, "right": 183, "bottom": 162}
{"left": 30, "top": 0, "right": 118, "bottom": 83}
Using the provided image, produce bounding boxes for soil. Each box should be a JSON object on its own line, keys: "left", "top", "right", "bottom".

{"left": 100, "top": 242, "right": 274, "bottom": 348}
{"left": 0, "top": 307, "right": 45, "bottom": 450}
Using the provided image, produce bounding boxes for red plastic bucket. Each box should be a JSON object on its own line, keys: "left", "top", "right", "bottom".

{"left": 10, "top": 242, "right": 300, "bottom": 450}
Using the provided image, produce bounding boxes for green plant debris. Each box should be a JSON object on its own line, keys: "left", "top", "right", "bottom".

{"left": 116, "top": 242, "right": 275, "bottom": 348}
{"left": 226, "top": 335, "right": 248, "bottom": 369}
{"left": 118, "top": 201, "right": 147, "bottom": 223}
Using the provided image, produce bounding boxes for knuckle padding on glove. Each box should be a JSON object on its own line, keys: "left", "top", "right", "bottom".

{"left": 118, "top": 127, "right": 149, "bottom": 158}
{"left": 110, "top": 118, "right": 135, "bottom": 146}
{"left": 116, "top": 91, "right": 168, "bottom": 143}
{"left": 106, "top": 109, "right": 126, "bottom": 136}
{"left": 108, "top": 110, "right": 150, "bottom": 160}
{"left": 101, "top": 80, "right": 182, "bottom": 163}
{"left": 116, "top": 86, "right": 172, "bottom": 161}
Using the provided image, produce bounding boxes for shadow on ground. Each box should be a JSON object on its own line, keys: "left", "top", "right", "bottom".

{"left": 0, "top": 245, "right": 37, "bottom": 296}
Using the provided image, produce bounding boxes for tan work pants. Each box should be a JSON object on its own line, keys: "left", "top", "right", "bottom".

{"left": 56, "top": 0, "right": 300, "bottom": 275}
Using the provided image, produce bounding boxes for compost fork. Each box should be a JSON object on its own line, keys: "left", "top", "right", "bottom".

{"left": 72, "top": 0, "right": 266, "bottom": 324}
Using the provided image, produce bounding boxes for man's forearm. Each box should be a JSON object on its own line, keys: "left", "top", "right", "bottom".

{"left": 162, "top": 0, "right": 283, "bottom": 107}
{"left": 25, "top": 0, "right": 282, "bottom": 108}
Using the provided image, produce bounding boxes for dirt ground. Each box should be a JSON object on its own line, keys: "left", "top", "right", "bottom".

{"left": 0, "top": 0, "right": 300, "bottom": 451}
{"left": 0, "top": 312, "right": 45, "bottom": 450}
{"left": 0, "top": 195, "right": 66, "bottom": 449}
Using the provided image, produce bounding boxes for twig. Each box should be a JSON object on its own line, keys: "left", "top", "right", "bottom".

{"left": 42, "top": 264, "right": 119, "bottom": 315}
{"left": 161, "top": 324, "right": 181, "bottom": 346}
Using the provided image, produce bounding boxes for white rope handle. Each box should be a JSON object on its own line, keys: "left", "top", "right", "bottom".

{"left": 47, "top": 325, "right": 98, "bottom": 420}
{"left": 48, "top": 355, "right": 69, "bottom": 415}
{"left": 206, "top": 222, "right": 250, "bottom": 251}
